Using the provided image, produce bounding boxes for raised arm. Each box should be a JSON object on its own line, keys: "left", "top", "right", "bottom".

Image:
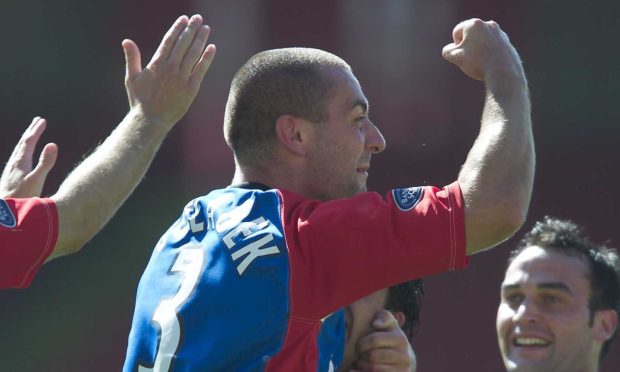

{"left": 442, "top": 19, "right": 535, "bottom": 255}
{"left": 49, "top": 14, "right": 216, "bottom": 259}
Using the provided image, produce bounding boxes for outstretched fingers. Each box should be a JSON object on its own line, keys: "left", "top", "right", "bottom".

{"left": 190, "top": 43, "right": 216, "bottom": 87}
{"left": 14, "top": 117, "right": 47, "bottom": 169}
{"left": 30, "top": 142, "right": 58, "bottom": 183}
{"left": 168, "top": 14, "right": 204, "bottom": 68}
{"left": 149, "top": 15, "right": 189, "bottom": 66}
{"left": 120, "top": 14, "right": 216, "bottom": 127}
{"left": 1, "top": 117, "right": 57, "bottom": 198}
{"left": 143, "top": 14, "right": 212, "bottom": 78}
{"left": 180, "top": 24, "right": 211, "bottom": 76}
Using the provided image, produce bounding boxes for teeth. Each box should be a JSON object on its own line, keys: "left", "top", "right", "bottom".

{"left": 514, "top": 337, "right": 549, "bottom": 346}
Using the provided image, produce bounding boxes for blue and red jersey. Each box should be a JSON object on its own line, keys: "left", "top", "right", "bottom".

{"left": 0, "top": 197, "right": 58, "bottom": 289}
{"left": 123, "top": 182, "right": 468, "bottom": 371}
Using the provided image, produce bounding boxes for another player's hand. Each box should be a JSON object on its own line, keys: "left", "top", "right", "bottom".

{"left": 350, "top": 310, "right": 416, "bottom": 372}
{"left": 0, "top": 117, "right": 58, "bottom": 198}
{"left": 122, "top": 14, "right": 216, "bottom": 129}
{"left": 442, "top": 19, "right": 523, "bottom": 82}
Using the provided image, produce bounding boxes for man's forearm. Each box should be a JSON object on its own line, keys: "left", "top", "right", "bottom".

{"left": 442, "top": 19, "right": 535, "bottom": 255}
{"left": 46, "top": 15, "right": 215, "bottom": 260}
{"left": 459, "top": 72, "right": 535, "bottom": 254}
{"left": 50, "top": 109, "right": 171, "bottom": 258}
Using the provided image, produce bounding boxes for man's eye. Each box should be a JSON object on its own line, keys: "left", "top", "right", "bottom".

{"left": 504, "top": 294, "right": 523, "bottom": 306}
{"left": 542, "top": 294, "right": 560, "bottom": 304}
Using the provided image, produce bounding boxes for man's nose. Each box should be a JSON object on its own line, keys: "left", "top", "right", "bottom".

{"left": 366, "top": 121, "right": 386, "bottom": 154}
{"left": 512, "top": 299, "right": 540, "bottom": 324}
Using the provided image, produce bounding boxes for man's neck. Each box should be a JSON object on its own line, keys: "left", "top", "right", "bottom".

{"left": 231, "top": 161, "right": 313, "bottom": 197}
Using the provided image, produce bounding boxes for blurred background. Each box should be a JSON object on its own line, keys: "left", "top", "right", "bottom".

{"left": 1, "top": 0, "right": 619, "bottom": 370}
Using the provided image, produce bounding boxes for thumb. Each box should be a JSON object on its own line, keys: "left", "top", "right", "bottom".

{"left": 443, "top": 19, "right": 470, "bottom": 65}
{"left": 372, "top": 309, "right": 395, "bottom": 330}
{"left": 31, "top": 143, "right": 58, "bottom": 180}
{"left": 122, "top": 39, "right": 142, "bottom": 82}
{"left": 441, "top": 43, "right": 463, "bottom": 65}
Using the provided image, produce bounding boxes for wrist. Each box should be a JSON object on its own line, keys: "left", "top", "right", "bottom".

{"left": 121, "top": 107, "right": 176, "bottom": 147}
{"left": 484, "top": 65, "right": 528, "bottom": 96}
{"left": 127, "top": 106, "right": 175, "bottom": 134}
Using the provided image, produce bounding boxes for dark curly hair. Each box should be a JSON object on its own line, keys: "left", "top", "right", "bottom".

{"left": 508, "top": 216, "right": 620, "bottom": 359}
{"left": 385, "top": 279, "right": 425, "bottom": 342}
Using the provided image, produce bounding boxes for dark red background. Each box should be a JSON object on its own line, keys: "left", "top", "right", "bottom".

{"left": 1, "top": 1, "right": 618, "bottom": 370}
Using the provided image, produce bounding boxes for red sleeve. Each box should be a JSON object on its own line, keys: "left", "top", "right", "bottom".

{"left": 280, "top": 181, "right": 468, "bottom": 319}
{"left": 0, "top": 198, "right": 58, "bottom": 289}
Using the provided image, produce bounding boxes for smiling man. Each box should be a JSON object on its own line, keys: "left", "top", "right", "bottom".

{"left": 497, "top": 217, "right": 620, "bottom": 372}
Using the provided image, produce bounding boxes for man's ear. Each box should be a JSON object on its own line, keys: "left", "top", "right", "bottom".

{"left": 392, "top": 311, "right": 406, "bottom": 328}
{"left": 593, "top": 309, "right": 618, "bottom": 342}
{"left": 274, "top": 115, "right": 312, "bottom": 157}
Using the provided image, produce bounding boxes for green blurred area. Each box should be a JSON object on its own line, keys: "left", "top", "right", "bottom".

{"left": 0, "top": 182, "right": 192, "bottom": 371}
{"left": 1, "top": 0, "right": 619, "bottom": 371}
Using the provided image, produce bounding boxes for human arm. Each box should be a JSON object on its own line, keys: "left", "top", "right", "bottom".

{"left": 442, "top": 19, "right": 535, "bottom": 254}
{"left": 350, "top": 310, "right": 416, "bottom": 372}
{"left": 0, "top": 117, "right": 57, "bottom": 198}
{"left": 48, "top": 14, "right": 216, "bottom": 259}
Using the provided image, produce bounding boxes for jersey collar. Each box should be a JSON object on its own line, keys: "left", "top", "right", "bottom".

{"left": 227, "top": 182, "right": 272, "bottom": 191}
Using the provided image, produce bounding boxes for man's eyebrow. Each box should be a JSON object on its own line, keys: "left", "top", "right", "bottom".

{"left": 500, "top": 282, "right": 573, "bottom": 294}
{"left": 501, "top": 283, "right": 520, "bottom": 292}
{"left": 537, "top": 282, "right": 573, "bottom": 294}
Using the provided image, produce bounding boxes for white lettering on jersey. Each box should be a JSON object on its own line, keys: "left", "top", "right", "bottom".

{"left": 216, "top": 197, "right": 254, "bottom": 233}
{"left": 222, "top": 217, "right": 279, "bottom": 275}
{"left": 189, "top": 212, "right": 204, "bottom": 233}
{"left": 206, "top": 204, "right": 215, "bottom": 231}
{"left": 186, "top": 199, "right": 205, "bottom": 233}
{"left": 231, "top": 234, "right": 279, "bottom": 274}
{"left": 138, "top": 244, "right": 205, "bottom": 372}
{"left": 222, "top": 217, "right": 268, "bottom": 247}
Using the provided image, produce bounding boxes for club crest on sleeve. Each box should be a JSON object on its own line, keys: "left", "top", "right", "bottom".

{"left": 392, "top": 187, "right": 424, "bottom": 211}
{"left": 0, "top": 199, "right": 16, "bottom": 228}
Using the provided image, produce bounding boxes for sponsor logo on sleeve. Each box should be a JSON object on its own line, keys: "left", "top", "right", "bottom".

{"left": 392, "top": 187, "right": 424, "bottom": 211}
{"left": 0, "top": 199, "right": 16, "bottom": 228}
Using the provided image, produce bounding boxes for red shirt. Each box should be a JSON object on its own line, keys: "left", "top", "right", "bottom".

{"left": 267, "top": 181, "right": 468, "bottom": 370}
{"left": 0, "top": 198, "right": 58, "bottom": 288}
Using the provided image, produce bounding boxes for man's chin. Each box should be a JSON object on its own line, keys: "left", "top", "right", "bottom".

{"left": 339, "top": 184, "right": 366, "bottom": 198}
{"left": 354, "top": 182, "right": 367, "bottom": 195}
{"left": 505, "top": 353, "right": 552, "bottom": 372}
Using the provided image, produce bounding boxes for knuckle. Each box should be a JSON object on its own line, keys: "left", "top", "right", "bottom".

{"left": 161, "top": 59, "right": 179, "bottom": 72}
{"left": 162, "top": 38, "right": 174, "bottom": 48}
{"left": 365, "top": 333, "right": 381, "bottom": 345}
{"left": 471, "top": 18, "right": 484, "bottom": 24}
{"left": 22, "top": 135, "right": 36, "bottom": 145}
{"left": 366, "top": 349, "right": 382, "bottom": 363}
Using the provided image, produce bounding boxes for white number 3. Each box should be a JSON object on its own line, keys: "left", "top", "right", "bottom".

{"left": 139, "top": 244, "right": 205, "bottom": 372}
